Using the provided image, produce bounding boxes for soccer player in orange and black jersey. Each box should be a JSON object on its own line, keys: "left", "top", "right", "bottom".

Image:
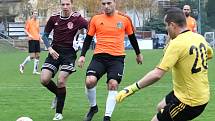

{"left": 183, "top": 5, "right": 197, "bottom": 32}
{"left": 19, "top": 10, "right": 42, "bottom": 75}
{"left": 78, "top": 0, "right": 143, "bottom": 121}
{"left": 40, "top": 0, "right": 88, "bottom": 120}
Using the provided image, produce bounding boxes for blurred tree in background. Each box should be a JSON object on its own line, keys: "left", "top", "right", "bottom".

{"left": 206, "top": 0, "right": 215, "bottom": 31}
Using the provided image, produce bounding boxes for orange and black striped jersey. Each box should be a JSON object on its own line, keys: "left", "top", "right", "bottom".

{"left": 87, "top": 11, "right": 135, "bottom": 56}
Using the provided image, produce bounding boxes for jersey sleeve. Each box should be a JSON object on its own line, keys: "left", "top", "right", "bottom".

{"left": 87, "top": 16, "right": 96, "bottom": 36}
{"left": 125, "top": 16, "right": 135, "bottom": 35}
{"left": 25, "top": 20, "right": 30, "bottom": 32}
{"left": 207, "top": 44, "right": 213, "bottom": 59}
{"left": 193, "top": 19, "right": 197, "bottom": 32}
{"left": 44, "top": 16, "right": 55, "bottom": 34}
{"left": 78, "top": 16, "right": 88, "bottom": 30}
{"left": 157, "top": 41, "right": 181, "bottom": 71}
{"left": 37, "top": 20, "right": 40, "bottom": 33}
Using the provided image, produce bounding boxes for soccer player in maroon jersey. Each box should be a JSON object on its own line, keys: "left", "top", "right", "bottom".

{"left": 40, "top": 0, "right": 88, "bottom": 120}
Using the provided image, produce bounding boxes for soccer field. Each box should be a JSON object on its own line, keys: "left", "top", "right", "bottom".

{"left": 0, "top": 46, "right": 214, "bottom": 121}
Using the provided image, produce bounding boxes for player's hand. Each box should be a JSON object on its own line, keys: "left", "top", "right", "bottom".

{"left": 27, "top": 36, "right": 33, "bottom": 40}
{"left": 27, "top": 35, "right": 34, "bottom": 40}
{"left": 116, "top": 83, "right": 140, "bottom": 103}
{"left": 48, "top": 47, "right": 59, "bottom": 60}
{"left": 136, "top": 54, "right": 143, "bottom": 64}
{"left": 39, "top": 38, "right": 44, "bottom": 44}
{"left": 78, "top": 56, "right": 85, "bottom": 68}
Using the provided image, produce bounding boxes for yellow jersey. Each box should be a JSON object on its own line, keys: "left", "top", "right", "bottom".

{"left": 157, "top": 31, "right": 213, "bottom": 106}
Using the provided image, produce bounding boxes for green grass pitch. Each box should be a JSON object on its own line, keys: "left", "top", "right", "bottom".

{"left": 0, "top": 44, "right": 214, "bottom": 121}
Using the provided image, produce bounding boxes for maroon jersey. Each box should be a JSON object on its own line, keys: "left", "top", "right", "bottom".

{"left": 44, "top": 12, "right": 88, "bottom": 48}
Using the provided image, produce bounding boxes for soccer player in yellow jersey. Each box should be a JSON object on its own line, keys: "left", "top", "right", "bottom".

{"left": 116, "top": 7, "right": 213, "bottom": 121}
{"left": 78, "top": 0, "right": 143, "bottom": 121}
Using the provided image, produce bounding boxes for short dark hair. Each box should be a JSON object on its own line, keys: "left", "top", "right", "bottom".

{"left": 165, "top": 7, "right": 186, "bottom": 27}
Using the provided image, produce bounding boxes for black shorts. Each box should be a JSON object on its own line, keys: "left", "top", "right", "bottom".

{"left": 157, "top": 91, "right": 207, "bottom": 121}
{"left": 28, "top": 40, "right": 40, "bottom": 53}
{"left": 41, "top": 46, "right": 77, "bottom": 77}
{"left": 86, "top": 53, "right": 125, "bottom": 83}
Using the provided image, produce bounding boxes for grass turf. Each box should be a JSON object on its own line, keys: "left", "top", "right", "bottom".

{"left": 0, "top": 43, "right": 214, "bottom": 121}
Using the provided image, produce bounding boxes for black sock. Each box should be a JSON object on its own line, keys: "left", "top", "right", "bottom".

{"left": 56, "top": 87, "right": 66, "bottom": 114}
{"left": 44, "top": 80, "right": 57, "bottom": 95}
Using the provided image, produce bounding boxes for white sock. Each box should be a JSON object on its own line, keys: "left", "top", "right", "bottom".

{"left": 21, "top": 56, "right": 31, "bottom": 66}
{"left": 105, "top": 90, "right": 117, "bottom": 117}
{"left": 33, "top": 59, "right": 39, "bottom": 72}
{"left": 85, "top": 87, "right": 97, "bottom": 107}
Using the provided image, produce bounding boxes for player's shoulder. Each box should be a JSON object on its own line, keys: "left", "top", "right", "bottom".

{"left": 185, "top": 31, "right": 204, "bottom": 40}
{"left": 88, "top": 12, "right": 104, "bottom": 23}
{"left": 170, "top": 34, "right": 185, "bottom": 46}
{"left": 71, "top": 11, "right": 81, "bottom": 17}
{"left": 117, "top": 11, "right": 129, "bottom": 17}
{"left": 48, "top": 12, "right": 60, "bottom": 20}
{"left": 193, "top": 32, "right": 206, "bottom": 41}
{"left": 91, "top": 12, "right": 104, "bottom": 19}
{"left": 51, "top": 11, "right": 61, "bottom": 17}
{"left": 25, "top": 18, "right": 31, "bottom": 24}
{"left": 116, "top": 11, "right": 131, "bottom": 20}
{"left": 189, "top": 16, "right": 196, "bottom": 22}
{"left": 172, "top": 31, "right": 200, "bottom": 45}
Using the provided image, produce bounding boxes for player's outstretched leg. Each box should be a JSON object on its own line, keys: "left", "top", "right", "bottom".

{"left": 19, "top": 56, "right": 31, "bottom": 74}
{"left": 84, "top": 86, "right": 97, "bottom": 121}
{"left": 51, "top": 97, "right": 57, "bottom": 109}
{"left": 19, "top": 64, "right": 24, "bottom": 74}
{"left": 53, "top": 87, "right": 66, "bottom": 120}
{"left": 103, "top": 116, "right": 111, "bottom": 121}
{"left": 53, "top": 113, "right": 63, "bottom": 120}
{"left": 83, "top": 105, "right": 98, "bottom": 121}
{"left": 103, "top": 90, "right": 117, "bottom": 121}
{"left": 33, "top": 59, "right": 40, "bottom": 74}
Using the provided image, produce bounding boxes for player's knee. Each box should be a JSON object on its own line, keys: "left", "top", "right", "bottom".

{"left": 108, "top": 79, "right": 118, "bottom": 90}
{"left": 156, "top": 104, "right": 162, "bottom": 112}
{"left": 40, "top": 76, "right": 50, "bottom": 85}
{"left": 30, "top": 56, "right": 34, "bottom": 60}
{"left": 57, "top": 80, "right": 66, "bottom": 88}
{"left": 156, "top": 101, "right": 165, "bottom": 112}
{"left": 40, "top": 72, "right": 52, "bottom": 85}
{"left": 155, "top": 97, "right": 166, "bottom": 112}
{"left": 35, "top": 56, "right": 40, "bottom": 60}
{"left": 151, "top": 115, "right": 159, "bottom": 121}
{"left": 85, "top": 76, "right": 97, "bottom": 89}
